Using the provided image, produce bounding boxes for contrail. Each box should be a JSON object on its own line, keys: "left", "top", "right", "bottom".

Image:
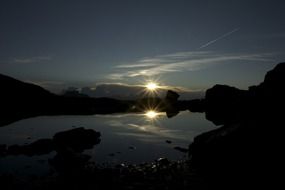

{"left": 198, "top": 28, "right": 240, "bottom": 49}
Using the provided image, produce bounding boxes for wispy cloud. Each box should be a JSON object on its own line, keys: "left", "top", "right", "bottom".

{"left": 115, "top": 62, "right": 160, "bottom": 68}
{"left": 13, "top": 56, "right": 52, "bottom": 63}
{"left": 108, "top": 51, "right": 273, "bottom": 80}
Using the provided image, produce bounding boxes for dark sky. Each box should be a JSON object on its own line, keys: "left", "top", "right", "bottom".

{"left": 1, "top": 0, "right": 285, "bottom": 92}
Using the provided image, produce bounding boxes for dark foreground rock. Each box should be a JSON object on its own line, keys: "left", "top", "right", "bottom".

{"left": 53, "top": 127, "right": 101, "bottom": 152}
{"left": 188, "top": 62, "right": 285, "bottom": 189}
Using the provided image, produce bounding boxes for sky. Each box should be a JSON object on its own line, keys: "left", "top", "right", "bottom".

{"left": 1, "top": 0, "right": 285, "bottom": 93}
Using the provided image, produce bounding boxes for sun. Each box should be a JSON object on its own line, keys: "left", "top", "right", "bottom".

{"left": 145, "top": 110, "right": 158, "bottom": 119}
{"left": 145, "top": 82, "right": 158, "bottom": 91}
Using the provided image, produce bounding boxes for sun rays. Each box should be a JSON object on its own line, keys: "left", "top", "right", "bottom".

{"left": 145, "top": 82, "right": 158, "bottom": 91}
{"left": 145, "top": 110, "right": 159, "bottom": 119}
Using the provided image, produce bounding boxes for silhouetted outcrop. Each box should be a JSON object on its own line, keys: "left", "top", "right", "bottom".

{"left": 204, "top": 84, "right": 248, "bottom": 125}
{"left": 7, "top": 139, "right": 54, "bottom": 156}
{"left": 165, "top": 90, "right": 180, "bottom": 118}
{"left": 186, "top": 99, "right": 206, "bottom": 113}
{"left": 188, "top": 62, "right": 285, "bottom": 189}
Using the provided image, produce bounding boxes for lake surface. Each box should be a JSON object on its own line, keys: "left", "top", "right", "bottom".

{"left": 0, "top": 111, "right": 216, "bottom": 176}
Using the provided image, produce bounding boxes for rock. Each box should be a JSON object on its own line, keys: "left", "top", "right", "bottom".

{"left": 187, "top": 99, "right": 206, "bottom": 113}
{"left": 262, "top": 62, "right": 285, "bottom": 93}
{"left": 4, "top": 127, "right": 101, "bottom": 157}
{"left": 173, "top": 146, "right": 188, "bottom": 153}
{"left": 0, "top": 144, "right": 7, "bottom": 156}
{"left": 204, "top": 84, "right": 248, "bottom": 125}
{"left": 166, "top": 140, "right": 172, "bottom": 144}
{"left": 128, "top": 146, "right": 136, "bottom": 150}
{"left": 53, "top": 127, "right": 101, "bottom": 152}
{"left": 48, "top": 147, "right": 91, "bottom": 175}
{"left": 7, "top": 139, "right": 54, "bottom": 156}
{"left": 7, "top": 145, "right": 23, "bottom": 155}
{"left": 24, "top": 139, "right": 54, "bottom": 156}
{"left": 165, "top": 90, "right": 180, "bottom": 118}
{"left": 188, "top": 62, "right": 285, "bottom": 189}
{"left": 156, "top": 157, "right": 170, "bottom": 166}
{"left": 165, "top": 90, "right": 180, "bottom": 102}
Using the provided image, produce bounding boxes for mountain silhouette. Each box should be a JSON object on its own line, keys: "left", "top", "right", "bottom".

{"left": 0, "top": 73, "right": 133, "bottom": 126}
{"left": 0, "top": 73, "right": 56, "bottom": 125}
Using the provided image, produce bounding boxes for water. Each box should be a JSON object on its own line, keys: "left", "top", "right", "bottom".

{"left": 0, "top": 111, "right": 216, "bottom": 175}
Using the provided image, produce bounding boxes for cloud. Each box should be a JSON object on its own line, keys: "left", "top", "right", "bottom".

{"left": 13, "top": 56, "right": 52, "bottom": 63}
{"left": 108, "top": 51, "right": 273, "bottom": 80}
{"left": 115, "top": 62, "right": 161, "bottom": 68}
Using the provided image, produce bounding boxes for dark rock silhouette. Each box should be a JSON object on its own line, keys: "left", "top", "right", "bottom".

{"left": 186, "top": 99, "right": 206, "bottom": 113}
{"left": 0, "top": 144, "right": 7, "bottom": 156}
{"left": 53, "top": 127, "right": 101, "bottom": 152}
{"left": 165, "top": 140, "right": 172, "bottom": 144}
{"left": 51, "top": 128, "right": 101, "bottom": 175}
{"left": 165, "top": 90, "right": 180, "bottom": 118}
{"left": 0, "top": 127, "right": 101, "bottom": 157}
{"left": 204, "top": 84, "right": 248, "bottom": 125}
{"left": 188, "top": 62, "right": 285, "bottom": 189}
{"left": 7, "top": 139, "right": 54, "bottom": 156}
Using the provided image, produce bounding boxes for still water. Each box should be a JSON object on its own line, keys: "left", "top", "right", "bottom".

{"left": 0, "top": 111, "right": 216, "bottom": 175}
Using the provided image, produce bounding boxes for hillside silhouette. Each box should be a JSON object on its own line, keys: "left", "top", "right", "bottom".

{"left": 0, "top": 74, "right": 135, "bottom": 126}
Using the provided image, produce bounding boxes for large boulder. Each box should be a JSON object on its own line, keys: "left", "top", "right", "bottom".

{"left": 53, "top": 127, "right": 101, "bottom": 152}
{"left": 204, "top": 85, "right": 248, "bottom": 125}
{"left": 189, "top": 62, "right": 285, "bottom": 189}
